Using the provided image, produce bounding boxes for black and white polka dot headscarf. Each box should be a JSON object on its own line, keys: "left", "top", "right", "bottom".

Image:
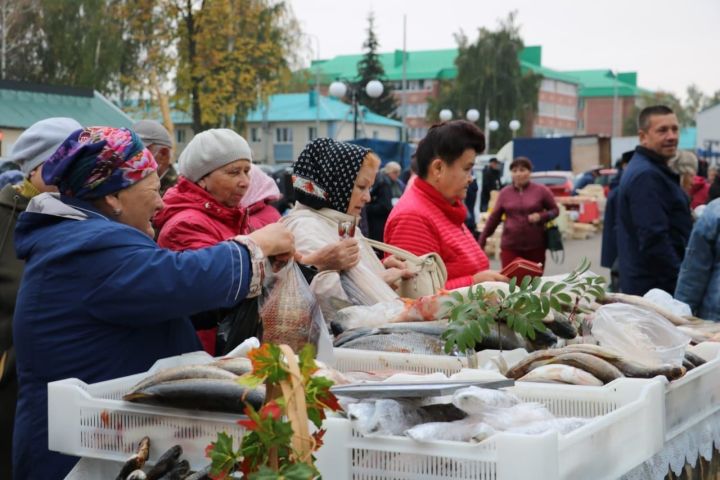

{"left": 292, "top": 138, "right": 371, "bottom": 213}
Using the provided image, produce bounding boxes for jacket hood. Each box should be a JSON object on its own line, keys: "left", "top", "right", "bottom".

{"left": 240, "top": 165, "right": 281, "bottom": 208}
{"left": 154, "top": 176, "right": 248, "bottom": 232}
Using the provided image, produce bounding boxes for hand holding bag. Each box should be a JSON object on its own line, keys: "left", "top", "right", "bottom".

{"left": 363, "top": 238, "right": 447, "bottom": 298}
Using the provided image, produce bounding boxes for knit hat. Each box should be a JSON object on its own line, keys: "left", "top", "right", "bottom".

{"left": 178, "top": 128, "right": 252, "bottom": 182}
{"left": 132, "top": 119, "right": 173, "bottom": 148}
{"left": 292, "top": 138, "right": 371, "bottom": 213}
{"left": 240, "top": 164, "right": 281, "bottom": 208}
{"left": 668, "top": 150, "right": 698, "bottom": 176}
{"left": 42, "top": 126, "right": 157, "bottom": 200}
{"left": 9, "top": 117, "right": 83, "bottom": 176}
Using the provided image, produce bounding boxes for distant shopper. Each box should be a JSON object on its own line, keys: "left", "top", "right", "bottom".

{"left": 669, "top": 150, "right": 709, "bottom": 210}
{"left": 616, "top": 105, "right": 692, "bottom": 295}
{"left": 573, "top": 168, "right": 600, "bottom": 194}
{"left": 601, "top": 151, "right": 633, "bottom": 292}
{"left": 366, "top": 161, "right": 405, "bottom": 242}
{"left": 480, "top": 157, "right": 502, "bottom": 211}
{"left": 479, "top": 156, "right": 559, "bottom": 273}
{"left": 133, "top": 120, "right": 176, "bottom": 195}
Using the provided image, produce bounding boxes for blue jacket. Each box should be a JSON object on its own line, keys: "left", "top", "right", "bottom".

{"left": 12, "top": 194, "right": 252, "bottom": 479}
{"left": 675, "top": 199, "right": 720, "bottom": 320}
{"left": 616, "top": 147, "right": 692, "bottom": 295}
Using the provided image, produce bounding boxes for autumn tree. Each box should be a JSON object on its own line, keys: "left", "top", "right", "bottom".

{"left": 427, "top": 12, "right": 541, "bottom": 151}
{"left": 356, "top": 12, "right": 396, "bottom": 118}
{"left": 0, "top": 0, "right": 41, "bottom": 80}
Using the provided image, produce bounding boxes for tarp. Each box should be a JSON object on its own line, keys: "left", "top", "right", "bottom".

{"left": 513, "top": 137, "right": 572, "bottom": 171}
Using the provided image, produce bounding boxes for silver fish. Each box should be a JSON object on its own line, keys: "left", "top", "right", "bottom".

{"left": 519, "top": 364, "right": 603, "bottom": 386}
{"left": 336, "top": 330, "right": 446, "bottom": 355}
{"left": 127, "top": 364, "right": 238, "bottom": 395}
{"left": 211, "top": 357, "right": 253, "bottom": 376}
{"left": 543, "top": 311, "right": 578, "bottom": 339}
{"left": 452, "top": 386, "right": 520, "bottom": 415}
{"left": 546, "top": 352, "right": 624, "bottom": 384}
{"left": 405, "top": 418, "right": 496, "bottom": 443}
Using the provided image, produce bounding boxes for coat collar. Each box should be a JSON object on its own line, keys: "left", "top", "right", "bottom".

{"left": 414, "top": 177, "right": 468, "bottom": 225}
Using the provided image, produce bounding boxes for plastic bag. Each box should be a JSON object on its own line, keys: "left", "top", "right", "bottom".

{"left": 591, "top": 303, "right": 690, "bottom": 367}
{"left": 643, "top": 288, "right": 692, "bottom": 318}
{"left": 259, "top": 260, "right": 329, "bottom": 355}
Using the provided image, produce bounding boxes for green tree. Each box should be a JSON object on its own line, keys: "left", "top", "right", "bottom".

{"left": 0, "top": 0, "right": 42, "bottom": 80}
{"left": 427, "top": 12, "right": 541, "bottom": 151}
{"left": 355, "top": 12, "right": 397, "bottom": 118}
{"left": 635, "top": 90, "right": 692, "bottom": 128}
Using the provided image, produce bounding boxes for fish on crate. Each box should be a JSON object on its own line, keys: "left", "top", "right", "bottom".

{"left": 518, "top": 364, "right": 604, "bottom": 386}
{"left": 334, "top": 328, "right": 446, "bottom": 355}
{"left": 405, "top": 418, "right": 496, "bottom": 443}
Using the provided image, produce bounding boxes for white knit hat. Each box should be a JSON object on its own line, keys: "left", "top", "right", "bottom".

{"left": 10, "top": 117, "right": 83, "bottom": 176}
{"left": 178, "top": 128, "right": 253, "bottom": 182}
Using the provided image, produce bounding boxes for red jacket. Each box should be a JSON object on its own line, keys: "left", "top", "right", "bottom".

{"left": 384, "top": 177, "right": 489, "bottom": 289}
{"left": 154, "top": 177, "right": 249, "bottom": 355}
{"left": 246, "top": 201, "right": 281, "bottom": 231}
{"left": 689, "top": 175, "right": 709, "bottom": 210}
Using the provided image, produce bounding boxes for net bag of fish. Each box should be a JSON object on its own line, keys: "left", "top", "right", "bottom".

{"left": 260, "top": 260, "right": 325, "bottom": 352}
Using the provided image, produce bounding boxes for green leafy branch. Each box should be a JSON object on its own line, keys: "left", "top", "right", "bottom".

{"left": 441, "top": 258, "right": 606, "bottom": 354}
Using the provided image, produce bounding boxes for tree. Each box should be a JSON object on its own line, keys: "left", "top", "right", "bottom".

{"left": 684, "top": 84, "right": 707, "bottom": 123}
{"left": 0, "top": 0, "right": 41, "bottom": 80}
{"left": 355, "top": 12, "right": 396, "bottom": 118}
{"left": 635, "top": 90, "right": 692, "bottom": 128}
{"left": 427, "top": 12, "right": 541, "bottom": 151}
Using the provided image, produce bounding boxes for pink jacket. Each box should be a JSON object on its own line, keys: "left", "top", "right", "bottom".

{"left": 246, "top": 201, "right": 281, "bottom": 230}
{"left": 242, "top": 165, "right": 282, "bottom": 230}
{"left": 384, "top": 177, "right": 490, "bottom": 289}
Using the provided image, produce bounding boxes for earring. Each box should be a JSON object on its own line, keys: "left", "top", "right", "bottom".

{"left": 113, "top": 209, "right": 122, "bottom": 216}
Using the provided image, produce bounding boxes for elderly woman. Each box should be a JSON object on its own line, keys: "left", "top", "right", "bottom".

{"left": 479, "top": 156, "right": 559, "bottom": 273}
{"left": 12, "top": 127, "right": 293, "bottom": 479}
{"left": 283, "top": 138, "right": 412, "bottom": 307}
{"left": 384, "top": 121, "right": 506, "bottom": 289}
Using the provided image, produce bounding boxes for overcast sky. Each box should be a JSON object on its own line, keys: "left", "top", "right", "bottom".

{"left": 289, "top": 0, "right": 719, "bottom": 100}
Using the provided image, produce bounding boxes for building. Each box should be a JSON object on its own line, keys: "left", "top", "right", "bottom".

{"left": 697, "top": 103, "right": 720, "bottom": 163}
{"left": 128, "top": 103, "right": 195, "bottom": 159}
{"left": 308, "top": 46, "right": 581, "bottom": 141}
{"left": 0, "top": 80, "right": 133, "bottom": 157}
{"left": 245, "top": 92, "right": 403, "bottom": 164}
{"left": 562, "top": 70, "right": 647, "bottom": 137}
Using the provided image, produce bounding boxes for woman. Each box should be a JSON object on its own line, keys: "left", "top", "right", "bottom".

{"left": 384, "top": 121, "right": 506, "bottom": 289}
{"left": 12, "top": 127, "right": 293, "bottom": 479}
{"left": 479, "top": 156, "right": 559, "bottom": 272}
{"left": 283, "top": 138, "right": 413, "bottom": 308}
{"left": 241, "top": 164, "right": 282, "bottom": 230}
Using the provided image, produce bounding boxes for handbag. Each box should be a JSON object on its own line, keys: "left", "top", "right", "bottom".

{"left": 545, "top": 221, "right": 565, "bottom": 264}
{"left": 363, "top": 238, "right": 448, "bottom": 298}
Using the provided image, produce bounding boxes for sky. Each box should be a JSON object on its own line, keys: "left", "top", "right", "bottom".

{"left": 289, "top": 0, "right": 719, "bottom": 100}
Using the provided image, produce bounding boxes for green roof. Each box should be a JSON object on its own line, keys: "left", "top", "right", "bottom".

{"left": 309, "top": 46, "right": 577, "bottom": 85}
{"left": 247, "top": 93, "right": 403, "bottom": 127}
{"left": 126, "top": 101, "right": 193, "bottom": 125}
{"left": 0, "top": 80, "right": 133, "bottom": 129}
{"left": 562, "top": 70, "right": 648, "bottom": 97}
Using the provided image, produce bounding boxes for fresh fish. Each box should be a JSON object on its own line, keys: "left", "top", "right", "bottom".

{"left": 146, "top": 445, "right": 182, "bottom": 480}
{"left": 475, "top": 322, "right": 528, "bottom": 351}
{"left": 127, "top": 365, "right": 238, "bottom": 395}
{"left": 405, "top": 418, "right": 496, "bottom": 443}
{"left": 601, "top": 357, "right": 686, "bottom": 381}
{"left": 682, "top": 358, "right": 695, "bottom": 371}
{"left": 602, "top": 292, "right": 690, "bottom": 325}
{"left": 506, "top": 349, "right": 565, "bottom": 379}
{"left": 347, "top": 399, "right": 425, "bottom": 436}
{"left": 561, "top": 344, "right": 623, "bottom": 360}
{"left": 519, "top": 364, "right": 604, "bottom": 386}
{"left": 336, "top": 330, "right": 446, "bottom": 355}
{"left": 546, "top": 352, "right": 624, "bottom": 384}
{"left": 126, "top": 471, "right": 147, "bottom": 480}
{"left": 684, "top": 351, "right": 707, "bottom": 367}
{"left": 123, "top": 378, "right": 265, "bottom": 413}
{"left": 115, "top": 436, "right": 150, "bottom": 480}
{"left": 158, "top": 459, "right": 189, "bottom": 480}
{"left": 183, "top": 466, "right": 211, "bottom": 480}
{"left": 525, "top": 327, "right": 558, "bottom": 351}
{"left": 506, "top": 417, "right": 589, "bottom": 435}
{"left": 543, "top": 311, "right": 578, "bottom": 339}
{"left": 452, "top": 386, "right": 520, "bottom": 415}
{"left": 211, "top": 357, "right": 253, "bottom": 376}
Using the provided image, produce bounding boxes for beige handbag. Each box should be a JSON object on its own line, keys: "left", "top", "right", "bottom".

{"left": 364, "top": 238, "right": 448, "bottom": 299}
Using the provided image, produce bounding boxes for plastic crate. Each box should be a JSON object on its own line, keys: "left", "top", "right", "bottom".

{"left": 317, "top": 378, "right": 664, "bottom": 480}
{"left": 663, "top": 342, "right": 720, "bottom": 440}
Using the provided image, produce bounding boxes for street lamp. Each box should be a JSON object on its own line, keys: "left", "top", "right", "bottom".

{"left": 509, "top": 119, "right": 521, "bottom": 138}
{"left": 329, "top": 79, "right": 384, "bottom": 139}
{"left": 466, "top": 109, "right": 480, "bottom": 123}
{"left": 439, "top": 109, "right": 453, "bottom": 122}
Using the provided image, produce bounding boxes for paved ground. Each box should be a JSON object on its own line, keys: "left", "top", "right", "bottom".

{"left": 488, "top": 232, "right": 610, "bottom": 281}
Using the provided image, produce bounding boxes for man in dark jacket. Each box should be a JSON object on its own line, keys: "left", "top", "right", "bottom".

{"left": 366, "top": 161, "right": 404, "bottom": 242}
{"left": 132, "top": 120, "right": 177, "bottom": 196}
{"left": 616, "top": 106, "right": 692, "bottom": 295}
{"left": 480, "top": 158, "right": 502, "bottom": 211}
{"left": 0, "top": 117, "right": 81, "bottom": 480}
{"left": 601, "top": 151, "right": 633, "bottom": 292}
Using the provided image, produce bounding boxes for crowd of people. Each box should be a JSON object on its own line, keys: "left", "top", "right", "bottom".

{"left": 0, "top": 105, "right": 717, "bottom": 478}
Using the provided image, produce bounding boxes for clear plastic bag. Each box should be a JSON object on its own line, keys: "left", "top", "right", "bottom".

{"left": 592, "top": 303, "right": 690, "bottom": 367}
{"left": 643, "top": 288, "right": 692, "bottom": 318}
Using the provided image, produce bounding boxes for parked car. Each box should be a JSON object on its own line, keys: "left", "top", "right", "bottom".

{"left": 530, "top": 171, "right": 575, "bottom": 197}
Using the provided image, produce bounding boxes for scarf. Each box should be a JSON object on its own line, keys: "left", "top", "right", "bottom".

{"left": 292, "top": 138, "right": 370, "bottom": 213}
{"left": 15, "top": 178, "right": 41, "bottom": 200}
{"left": 414, "top": 177, "right": 468, "bottom": 225}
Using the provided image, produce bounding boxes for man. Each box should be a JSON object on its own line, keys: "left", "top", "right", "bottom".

{"left": 480, "top": 158, "right": 502, "bottom": 211}
{"left": 616, "top": 105, "right": 692, "bottom": 295}
{"left": 366, "top": 161, "right": 405, "bottom": 243}
{"left": 573, "top": 168, "right": 600, "bottom": 194}
{"left": 132, "top": 120, "right": 176, "bottom": 195}
{"left": 0, "top": 117, "right": 81, "bottom": 480}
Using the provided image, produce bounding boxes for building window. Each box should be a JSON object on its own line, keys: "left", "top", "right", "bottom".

{"left": 176, "top": 129, "right": 186, "bottom": 144}
{"left": 406, "top": 102, "right": 428, "bottom": 118}
{"left": 275, "top": 127, "right": 293, "bottom": 143}
{"left": 556, "top": 81, "right": 577, "bottom": 96}
{"left": 541, "top": 79, "right": 556, "bottom": 92}
{"left": 556, "top": 104, "right": 577, "bottom": 120}
{"left": 538, "top": 101, "right": 555, "bottom": 117}
{"left": 409, "top": 127, "right": 428, "bottom": 140}
{"left": 250, "top": 127, "right": 261, "bottom": 142}
{"left": 308, "top": 126, "right": 317, "bottom": 141}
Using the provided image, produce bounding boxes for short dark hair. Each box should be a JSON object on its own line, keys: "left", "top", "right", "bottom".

{"left": 489, "top": 157, "right": 499, "bottom": 164}
{"left": 415, "top": 120, "right": 485, "bottom": 178}
{"left": 510, "top": 156, "right": 533, "bottom": 171}
{"left": 638, "top": 105, "right": 674, "bottom": 131}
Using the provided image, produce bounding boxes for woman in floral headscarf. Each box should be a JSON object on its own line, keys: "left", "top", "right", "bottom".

{"left": 11, "top": 127, "right": 294, "bottom": 479}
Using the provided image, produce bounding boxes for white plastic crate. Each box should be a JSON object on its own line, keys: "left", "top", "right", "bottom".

{"left": 663, "top": 342, "right": 720, "bottom": 440}
{"left": 317, "top": 378, "right": 664, "bottom": 480}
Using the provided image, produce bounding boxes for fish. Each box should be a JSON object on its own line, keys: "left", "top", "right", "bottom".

{"left": 506, "top": 417, "right": 589, "bottom": 435}
{"left": 602, "top": 292, "right": 690, "bottom": 326}
{"left": 518, "top": 364, "right": 604, "bottom": 386}
{"left": 561, "top": 343, "right": 623, "bottom": 361}
{"left": 331, "top": 301, "right": 408, "bottom": 333}
{"left": 684, "top": 351, "right": 707, "bottom": 367}
{"left": 127, "top": 365, "right": 238, "bottom": 396}
{"left": 546, "top": 352, "right": 624, "bottom": 384}
{"left": 480, "top": 403, "right": 555, "bottom": 430}
{"left": 347, "top": 399, "right": 426, "bottom": 436}
{"left": 145, "top": 445, "right": 182, "bottom": 480}
{"left": 336, "top": 329, "right": 447, "bottom": 355}
{"left": 506, "top": 349, "right": 566, "bottom": 379}
{"left": 183, "top": 466, "right": 211, "bottom": 480}
{"left": 525, "top": 327, "right": 559, "bottom": 351}
{"left": 126, "top": 471, "right": 147, "bottom": 480}
{"left": 123, "top": 378, "right": 265, "bottom": 413}
{"left": 452, "top": 386, "right": 520, "bottom": 415}
{"left": 543, "top": 311, "right": 578, "bottom": 339}
{"left": 210, "top": 357, "right": 253, "bottom": 376}
{"left": 115, "top": 436, "right": 150, "bottom": 480}
{"left": 405, "top": 418, "right": 496, "bottom": 443}
{"left": 682, "top": 358, "right": 695, "bottom": 371}
{"left": 600, "top": 356, "right": 686, "bottom": 381}
{"left": 157, "top": 459, "right": 189, "bottom": 479}
{"left": 475, "top": 322, "right": 528, "bottom": 351}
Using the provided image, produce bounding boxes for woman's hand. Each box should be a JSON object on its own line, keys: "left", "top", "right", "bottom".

{"left": 382, "top": 255, "right": 407, "bottom": 270}
{"left": 247, "top": 223, "right": 295, "bottom": 258}
{"left": 472, "top": 270, "right": 509, "bottom": 284}
{"left": 298, "top": 238, "right": 360, "bottom": 271}
{"left": 381, "top": 266, "right": 417, "bottom": 287}
{"left": 528, "top": 212, "right": 542, "bottom": 224}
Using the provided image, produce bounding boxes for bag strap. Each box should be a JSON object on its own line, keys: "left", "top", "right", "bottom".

{"left": 363, "top": 237, "right": 423, "bottom": 263}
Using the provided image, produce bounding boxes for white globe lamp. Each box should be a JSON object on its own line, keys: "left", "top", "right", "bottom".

{"left": 365, "top": 80, "right": 384, "bottom": 98}
{"left": 488, "top": 120, "right": 500, "bottom": 131}
{"left": 329, "top": 81, "right": 347, "bottom": 98}
{"left": 466, "top": 109, "right": 480, "bottom": 122}
{"left": 509, "top": 120, "right": 521, "bottom": 132}
{"left": 439, "top": 109, "right": 453, "bottom": 122}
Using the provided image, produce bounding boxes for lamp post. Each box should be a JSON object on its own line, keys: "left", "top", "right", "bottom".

{"left": 439, "top": 109, "right": 453, "bottom": 122}
{"left": 509, "top": 119, "right": 521, "bottom": 138}
{"left": 487, "top": 120, "right": 499, "bottom": 152}
{"left": 329, "top": 79, "right": 384, "bottom": 140}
